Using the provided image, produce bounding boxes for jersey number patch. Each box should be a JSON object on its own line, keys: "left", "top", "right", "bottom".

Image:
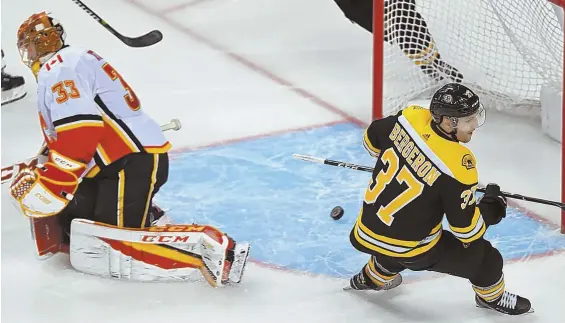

{"left": 51, "top": 80, "right": 81, "bottom": 104}
{"left": 460, "top": 186, "right": 477, "bottom": 209}
{"left": 87, "top": 50, "right": 140, "bottom": 111}
{"left": 364, "top": 147, "right": 425, "bottom": 226}
{"left": 102, "top": 63, "right": 140, "bottom": 111}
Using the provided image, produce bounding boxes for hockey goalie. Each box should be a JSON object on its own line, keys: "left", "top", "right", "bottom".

{"left": 7, "top": 12, "right": 250, "bottom": 287}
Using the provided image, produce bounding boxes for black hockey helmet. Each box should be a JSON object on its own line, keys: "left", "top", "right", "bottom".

{"left": 430, "top": 83, "right": 484, "bottom": 125}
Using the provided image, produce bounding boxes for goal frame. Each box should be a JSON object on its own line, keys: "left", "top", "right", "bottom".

{"left": 371, "top": 0, "right": 565, "bottom": 233}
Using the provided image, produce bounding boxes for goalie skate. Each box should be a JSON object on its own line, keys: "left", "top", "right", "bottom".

{"left": 228, "top": 242, "right": 251, "bottom": 284}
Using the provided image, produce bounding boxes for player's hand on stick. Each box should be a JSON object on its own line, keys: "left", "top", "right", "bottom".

{"left": 478, "top": 183, "right": 507, "bottom": 226}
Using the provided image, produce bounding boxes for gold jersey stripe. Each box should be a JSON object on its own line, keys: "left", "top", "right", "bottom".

{"left": 353, "top": 219, "right": 442, "bottom": 258}
{"left": 141, "top": 154, "right": 159, "bottom": 228}
{"left": 117, "top": 170, "right": 126, "bottom": 227}
{"left": 55, "top": 120, "right": 104, "bottom": 133}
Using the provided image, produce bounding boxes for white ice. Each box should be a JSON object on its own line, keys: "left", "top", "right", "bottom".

{"left": 1, "top": 0, "right": 564, "bottom": 322}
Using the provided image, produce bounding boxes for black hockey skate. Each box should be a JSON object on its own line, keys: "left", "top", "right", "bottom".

{"left": 433, "top": 60, "right": 464, "bottom": 83}
{"left": 475, "top": 291, "right": 533, "bottom": 315}
{"left": 345, "top": 269, "right": 402, "bottom": 291}
{"left": 1, "top": 71, "right": 26, "bottom": 105}
{"left": 420, "top": 60, "right": 464, "bottom": 84}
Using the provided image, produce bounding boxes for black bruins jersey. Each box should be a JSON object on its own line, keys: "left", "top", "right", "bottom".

{"left": 351, "top": 106, "right": 486, "bottom": 258}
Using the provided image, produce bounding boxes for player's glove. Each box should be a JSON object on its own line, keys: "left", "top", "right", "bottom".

{"left": 478, "top": 183, "right": 507, "bottom": 226}
{"left": 10, "top": 162, "right": 78, "bottom": 218}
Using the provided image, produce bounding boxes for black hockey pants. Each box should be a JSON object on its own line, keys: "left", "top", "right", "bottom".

{"left": 57, "top": 152, "right": 169, "bottom": 243}
{"left": 364, "top": 230, "right": 504, "bottom": 288}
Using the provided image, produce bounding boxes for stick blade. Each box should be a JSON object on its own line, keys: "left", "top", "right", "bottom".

{"left": 292, "top": 154, "right": 325, "bottom": 164}
{"left": 120, "top": 30, "right": 163, "bottom": 47}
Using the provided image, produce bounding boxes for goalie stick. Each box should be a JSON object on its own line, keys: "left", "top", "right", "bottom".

{"left": 1, "top": 118, "right": 182, "bottom": 184}
{"left": 70, "top": 0, "right": 163, "bottom": 47}
{"left": 292, "top": 153, "right": 565, "bottom": 210}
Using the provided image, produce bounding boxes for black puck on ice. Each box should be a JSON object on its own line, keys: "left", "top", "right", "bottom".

{"left": 330, "top": 206, "right": 344, "bottom": 220}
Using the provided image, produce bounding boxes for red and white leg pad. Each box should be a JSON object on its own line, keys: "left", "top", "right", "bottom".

{"left": 68, "top": 219, "right": 250, "bottom": 287}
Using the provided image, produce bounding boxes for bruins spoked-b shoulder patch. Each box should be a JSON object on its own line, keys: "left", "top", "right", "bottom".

{"left": 462, "top": 154, "right": 475, "bottom": 170}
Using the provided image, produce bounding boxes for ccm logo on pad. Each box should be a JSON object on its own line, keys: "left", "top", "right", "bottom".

{"left": 53, "top": 156, "right": 80, "bottom": 170}
{"left": 141, "top": 235, "right": 191, "bottom": 243}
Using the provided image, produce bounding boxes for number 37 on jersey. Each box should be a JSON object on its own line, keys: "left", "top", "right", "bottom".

{"left": 363, "top": 147, "right": 442, "bottom": 226}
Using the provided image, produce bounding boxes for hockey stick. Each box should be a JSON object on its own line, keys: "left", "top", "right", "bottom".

{"left": 1, "top": 119, "right": 182, "bottom": 184}
{"left": 70, "top": 0, "right": 163, "bottom": 47}
{"left": 292, "top": 153, "right": 565, "bottom": 211}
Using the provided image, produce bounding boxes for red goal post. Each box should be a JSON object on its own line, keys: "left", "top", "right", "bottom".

{"left": 557, "top": 0, "right": 564, "bottom": 234}
{"left": 371, "top": 0, "right": 565, "bottom": 233}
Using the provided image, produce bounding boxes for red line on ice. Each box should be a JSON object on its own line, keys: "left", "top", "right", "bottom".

{"left": 159, "top": 0, "right": 212, "bottom": 15}
{"left": 124, "top": 0, "right": 367, "bottom": 128}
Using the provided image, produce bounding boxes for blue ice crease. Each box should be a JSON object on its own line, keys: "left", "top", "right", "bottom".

{"left": 157, "top": 122, "right": 565, "bottom": 278}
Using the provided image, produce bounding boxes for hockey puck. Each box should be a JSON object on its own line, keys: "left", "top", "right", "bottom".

{"left": 330, "top": 206, "right": 344, "bottom": 220}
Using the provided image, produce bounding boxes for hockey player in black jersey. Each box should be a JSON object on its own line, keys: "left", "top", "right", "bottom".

{"left": 333, "top": 0, "right": 464, "bottom": 83}
{"left": 348, "top": 83, "right": 532, "bottom": 315}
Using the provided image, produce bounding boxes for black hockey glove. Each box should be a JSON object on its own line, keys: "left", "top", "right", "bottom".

{"left": 478, "top": 183, "right": 507, "bottom": 226}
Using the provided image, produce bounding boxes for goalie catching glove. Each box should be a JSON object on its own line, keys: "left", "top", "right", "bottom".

{"left": 9, "top": 151, "right": 84, "bottom": 218}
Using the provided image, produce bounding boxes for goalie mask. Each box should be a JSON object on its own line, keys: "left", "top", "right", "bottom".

{"left": 17, "top": 12, "right": 66, "bottom": 76}
{"left": 430, "top": 83, "right": 485, "bottom": 134}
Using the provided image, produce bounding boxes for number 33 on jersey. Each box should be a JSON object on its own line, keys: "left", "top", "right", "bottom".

{"left": 47, "top": 51, "right": 140, "bottom": 111}
{"left": 36, "top": 47, "right": 170, "bottom": 171}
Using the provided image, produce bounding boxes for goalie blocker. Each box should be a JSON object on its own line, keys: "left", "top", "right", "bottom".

{"left": 31, "top": 216, "right": 250, "bottom": 287}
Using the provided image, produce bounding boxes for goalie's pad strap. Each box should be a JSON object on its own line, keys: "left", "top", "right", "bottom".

{"left": 69, "top": 219, "right": 228, "bottom": 286}
{"left": 229, "top": 242, "right": 251, "bottom": 283}
{"left": 29, "top": 216, "right": 64, "bottom": 259}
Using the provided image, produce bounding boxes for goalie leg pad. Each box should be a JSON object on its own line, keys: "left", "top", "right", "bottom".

{"left": 69, "top": 219, "right": 250, "bottom": 287}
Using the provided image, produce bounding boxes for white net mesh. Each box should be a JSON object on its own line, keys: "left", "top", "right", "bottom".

{"left": 382, "top": 0, "right": 564, "bottom": 117}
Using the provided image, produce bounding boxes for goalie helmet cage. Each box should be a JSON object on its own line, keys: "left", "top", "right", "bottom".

{"left": 371, "top": 0, "right": 565, "bottom": 233}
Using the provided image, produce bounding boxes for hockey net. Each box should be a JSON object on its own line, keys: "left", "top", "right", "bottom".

{"left": 372, "top": 0, "right": 565, "bottom": 232}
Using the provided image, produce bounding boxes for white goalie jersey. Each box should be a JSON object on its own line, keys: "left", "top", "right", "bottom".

{"left": 36, "top": 46, "right": 171, "bottom": 179}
